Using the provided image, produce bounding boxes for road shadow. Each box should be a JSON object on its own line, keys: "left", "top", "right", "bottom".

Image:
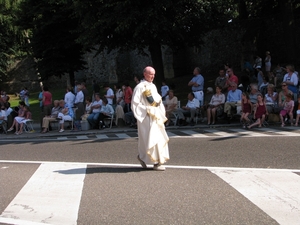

{"left": 209, "top": 133, "right": 247, "bottom": 141}
{"left": 54, "top": 166, "right": 150, "bottom": 175}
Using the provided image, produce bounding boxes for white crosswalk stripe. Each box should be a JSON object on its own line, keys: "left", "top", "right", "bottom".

{"left": 0, "top": 163, "right": 86, "bottom": 225}
{"left": 203, "top": 129, "right": 236, "bottom": 137}
{"left": 211, "top": 169, "right": 300, "bottom": 225}
{"left": 95, "top": 134, "right": 108, "bottom": 139}
{"left": 115, "top": 133, "right": 131, "bottom": 139}
{"left": 0, "top": 162, "right": 299, "bottom": 225}
{"left": 181, "top": 130, "right": 208, "bottom": 137}
{"left": 76, "top": 135, "right": 89, "bottom": 139}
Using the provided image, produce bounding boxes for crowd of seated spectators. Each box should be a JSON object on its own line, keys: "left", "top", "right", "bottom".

{"left": 162, "top": 62, "right": 299, "bottom": 129}
{"left": 1, "top": 59, "right": 299, "bottom": 134}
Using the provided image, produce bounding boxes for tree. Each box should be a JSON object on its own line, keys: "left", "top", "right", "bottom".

{"left": 0, "top": 0, "right": 26, "bottom": 81}
{"left": 234, "top": 0, "right": 300, "bottom": 65}
{"left": 18, "top": 0, "right": 86, "bottom": 86}
{"left": 74, "top": 0, "right": 231, "bottom": 85}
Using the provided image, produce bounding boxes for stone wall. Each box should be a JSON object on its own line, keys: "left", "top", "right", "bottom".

{"left": 2, "top": 26, "right": 252, "bottom": 93}
{"left": 74, "top": 46, "right": 175, "bottom": 85}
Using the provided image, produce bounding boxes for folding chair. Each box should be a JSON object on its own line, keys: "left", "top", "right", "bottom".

{"left": 194, "top": 99, "right": 202, "bottom": 124}
{"left": 104, "top": 113, "right": 115, "bottom": 129}
{"left": 0, "top": 120, "right": 7, "bottom": 134}
{"left": 23, "top": 119, "right": 35, "bottom": 133}
{"left": 171, "top": 101, "right": 181, "bottom": 125}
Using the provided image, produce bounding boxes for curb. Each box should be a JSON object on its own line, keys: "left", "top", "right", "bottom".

{"left": 1, "top": 121, "right": 283, "bottom": 140}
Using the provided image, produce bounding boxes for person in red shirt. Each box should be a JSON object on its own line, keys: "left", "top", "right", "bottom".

{"left": 123, "top": 81, "right": 133, "bottom": 113}
{"left": 224, "top": 68, "right": 239, "bottom": 92}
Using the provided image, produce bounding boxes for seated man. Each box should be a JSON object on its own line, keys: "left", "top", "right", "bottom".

{"left": 224, "top": 83, "right": 242, "bottom": 119}
{"left": 98, "top": 97, "right": 114, "bottom": 128}
{"left": 176, "top": 92, "right": 200, "bottom": 126}
{"left": 87, "top": 93, "right": 102, "bottom": 129}
{"left": 57, "top": 100, "right": 74, "bottom": 132}
{"left": 0, "top": 104, "right": 7, "bottom": 132}
{"left": 41, "top": 100, "right": 61, "bottom": 133}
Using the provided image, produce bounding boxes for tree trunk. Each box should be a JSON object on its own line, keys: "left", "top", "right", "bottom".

{"left": 280, "top": 0, "right": 297, "bottom": 63}
{"left": 148, "top": 41, "right": 165, "bottom": 87}
{"left": 69, "top": 70, "right": 75, "bottom": 87}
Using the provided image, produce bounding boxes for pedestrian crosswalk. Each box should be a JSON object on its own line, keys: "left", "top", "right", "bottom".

{"left": 54, "top": 127, "right": 300, "bottom": 140}
{"left": 1, "top": 161, "right": 300, "bottom": 225}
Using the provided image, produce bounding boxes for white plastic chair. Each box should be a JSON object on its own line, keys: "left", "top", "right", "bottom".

{"left": 171, "top": 101, "right": 181, "bottom": 125}
{"left": 23, "top": 119, "right": 35, "bottom": 133}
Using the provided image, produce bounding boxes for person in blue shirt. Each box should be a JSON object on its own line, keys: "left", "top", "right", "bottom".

{"left": 224, "top": 83, "right": 242, "bottom": 119}
{"left": 99, "top": 97, "right": 114, "bottom": 129}
{"left": 188, "top": 67, "right": 204, "bottom": 104}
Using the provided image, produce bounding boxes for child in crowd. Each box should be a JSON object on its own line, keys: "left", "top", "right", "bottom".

{"left": 279, "top": 93, "right": 294, "bottom": 127}
{"left": 247, "top": 94, "right": 267, "bottom": 129}
{"left": 240, "top": 92, "right": 252, "bottom": 128}
{"left": 294, "top": 97, "right": 300, "bottom": 126}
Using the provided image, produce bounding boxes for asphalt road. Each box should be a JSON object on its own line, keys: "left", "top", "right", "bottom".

{"left": 0, "top": 131, "right": 300, "bottom": 225}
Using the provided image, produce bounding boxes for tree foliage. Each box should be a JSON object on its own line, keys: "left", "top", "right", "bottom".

{"left": 0, "top": 0, "right": 25, "bottom": 80}
{"left": 18, "top": 0, "right": 86, "bottom": 85}
{"left": 74, "top": 0, "right": 232, "bottom": 83}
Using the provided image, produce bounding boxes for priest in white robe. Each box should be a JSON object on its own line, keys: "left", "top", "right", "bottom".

{"left": 131, "top": 66, "right": 170, "bottom": 171}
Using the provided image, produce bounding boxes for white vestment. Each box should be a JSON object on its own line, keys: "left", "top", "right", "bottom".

{"left": 131, "top": 80, "right": 170, "bottom": 165}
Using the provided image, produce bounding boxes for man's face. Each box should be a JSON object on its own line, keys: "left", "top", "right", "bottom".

{"left": 219, "top": 70, "right": 225, "bottom": 77}
{"left": 231, "top": 85, "right": 237, "bottom": 91}
{"left": 227, "top": 69, "right": 233, "bottom": 76}
{"left": 193, "top": 68, "right": 199, "bottom": 76}
{"left": 144, "top": 67, "right": 155, "bottom": 82}
{"left": 188, "top": 93, "right": 193, "bottom": 100}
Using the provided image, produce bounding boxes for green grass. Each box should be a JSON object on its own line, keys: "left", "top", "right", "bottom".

{"left": 8, "top": 89, "right": 66, "bottom": 121}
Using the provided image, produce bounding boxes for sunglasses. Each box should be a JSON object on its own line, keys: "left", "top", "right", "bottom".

{"left": 282, "top": 85, "right": 287, "bottom": 86}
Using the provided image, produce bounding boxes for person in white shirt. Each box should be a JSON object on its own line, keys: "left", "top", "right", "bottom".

{"left": 0, "top": 105, "right": 7, "bottom": 125}
{"left": 73, "top": 85, "right": 85, "bottom": 131}
{"left": 87, "top": 93, "right": 102, "bottom": 128}
{"left": 64, "top": 86, "right": 75, "bottom": 108}
{"left": 104, "top": 84, "right": 114, "bottom": 105}
{"left": 176, "top": 92, "right": 200, "bottom": 126}
{"left": 98, "top": 97, "right": 114, "bottom": 128}
{"left": 161, "top": 80, "right": 169, "bottom": 101}
{"left": 283, "top": 64, "right": 298, "bottom": 95}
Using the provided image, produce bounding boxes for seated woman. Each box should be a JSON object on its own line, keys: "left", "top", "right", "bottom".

{"left": 98, "top": 97, "right": 114, "bottom": 129}
{"left": 247, "top": 94, "right": 268, "bottom": 129}
{"left": 41, "top": 100, "right": 61, "bottom": 133}
{"left": 57, "top": 100, "right": 74, "bottom": 132}
{"left": 17, "top": 106, "right": 32, "bottom": 135}
{"left": 264, "top": 84, "right": 278, "bottom": 113}
{"left": 278, "top": 82, "right": 293, "bottom": 108}
{"left": 164, "top": 90, "right": 178, "bottom": 126}
{"left": 81, "top": 96, "right": 92, "bottom": 121}
{"left": 7, "top": 101, "right": 26, "bottom": 133}
{"left": 206, "top": 86, "right": 225, "bottom": 125}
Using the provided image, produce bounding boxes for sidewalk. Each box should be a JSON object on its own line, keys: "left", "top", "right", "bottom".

{"left": 1, "top": 120, "right": 246, "bottom": 139}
